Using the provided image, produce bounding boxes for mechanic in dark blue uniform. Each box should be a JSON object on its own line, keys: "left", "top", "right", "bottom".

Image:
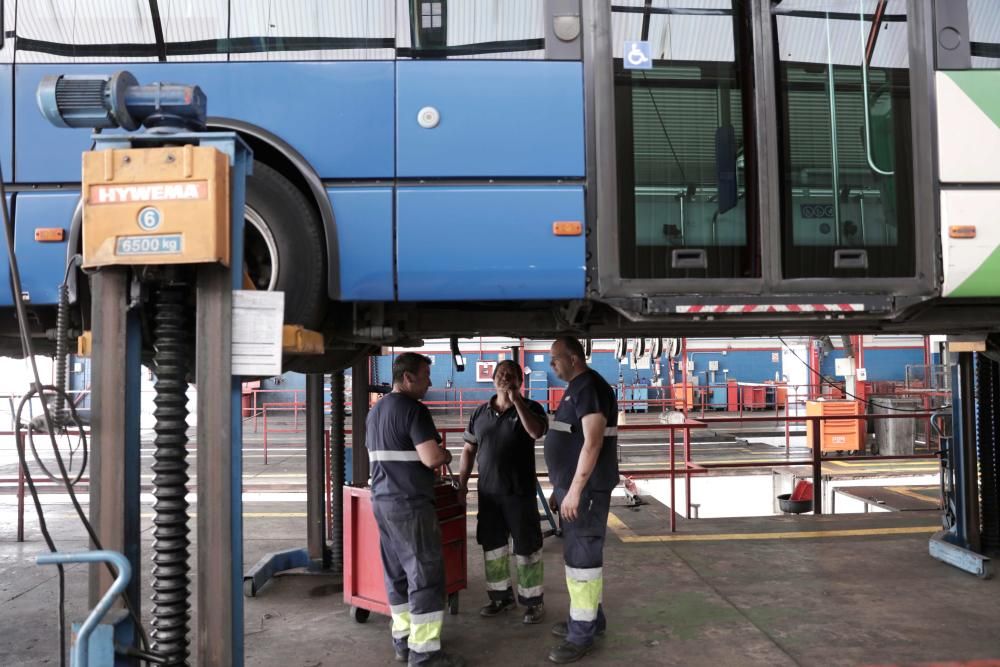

{"left": 543, "top": 336, "right": 619, "bottom": 664}
{"left": 367, "top": 352, "right": 466, "bottom": 667}
{"left": 457, "top": 360, "right": 549, "bottom": 624}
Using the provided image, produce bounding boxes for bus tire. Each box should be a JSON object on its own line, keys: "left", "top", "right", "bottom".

{"left": 244, "top": 161, "right": 327, "bottom": 331}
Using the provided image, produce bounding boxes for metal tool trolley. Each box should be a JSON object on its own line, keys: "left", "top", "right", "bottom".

{"left": 343, "top": 481, "right": 467, "bottom": 622}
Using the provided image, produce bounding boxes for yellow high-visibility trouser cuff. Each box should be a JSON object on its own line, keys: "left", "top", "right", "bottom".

{"left": 390, "top": 603, "right": 411, "bottom": 639}
{"left": 409, "top": 610, "right": 444, "bottom": 654}
{"left": 566, "top": 566, "right": 603, "bottom": 622}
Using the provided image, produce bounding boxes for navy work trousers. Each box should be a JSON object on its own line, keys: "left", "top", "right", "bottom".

{"left": 372, "top": 497, "right": 446, "bottom": 665}
{"left": 552, "top": 487, "right": 611, "bottom": 647}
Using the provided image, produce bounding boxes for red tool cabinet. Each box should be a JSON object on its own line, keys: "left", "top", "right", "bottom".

{"left": 343, "top": 483, "right": 467, "bottom": 622}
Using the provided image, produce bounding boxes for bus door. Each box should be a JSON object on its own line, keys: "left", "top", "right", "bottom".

{"left": 608, "top": 1, "right": 758, "bottom": 283}
{"left": 593, "top": 1, "right": 933, "bottom": 313}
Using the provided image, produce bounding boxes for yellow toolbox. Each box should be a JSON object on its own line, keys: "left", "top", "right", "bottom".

{"left": 82, "top": 144, "right": 230, "bottom": 268}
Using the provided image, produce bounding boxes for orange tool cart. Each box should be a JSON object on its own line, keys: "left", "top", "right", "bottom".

{"left": 805, "top": 399, "right": 863, "bottom": 452}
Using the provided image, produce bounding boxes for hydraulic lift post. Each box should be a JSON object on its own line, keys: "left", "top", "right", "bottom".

{"left": 37, "top": 71, "right": 253, "bottom": 665}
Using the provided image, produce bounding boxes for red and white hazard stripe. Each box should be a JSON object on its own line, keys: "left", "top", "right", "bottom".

{"left": 675, "top": 304, "right": 865, "bottom": 314}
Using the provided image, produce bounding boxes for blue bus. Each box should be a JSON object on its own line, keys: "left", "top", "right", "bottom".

{"left": 2, "top": 1, "right": 1000, "bottom": 370}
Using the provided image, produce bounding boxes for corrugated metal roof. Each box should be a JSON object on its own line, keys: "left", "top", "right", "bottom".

{"left": 0, "top": 1, "right": 15, "bottom": 63}
{"left": 612, "top": 1, "right": 736, "bottom": 63}
{"left": 774, "top": 0, "right": 908, "bottom": 69}
{"left": 230, "top": 0, "right": 395, "bottom": 62}
{"left": 16, "top": 0, "right": 158, "bottom": 63}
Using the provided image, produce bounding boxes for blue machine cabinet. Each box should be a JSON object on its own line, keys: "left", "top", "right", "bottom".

{"left": 528, "top": 370, "right": 548, "bottom": 405}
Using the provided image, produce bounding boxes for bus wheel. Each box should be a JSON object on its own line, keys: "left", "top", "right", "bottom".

{"left": 244, "top": 161, "right": 327, "bottom": 331}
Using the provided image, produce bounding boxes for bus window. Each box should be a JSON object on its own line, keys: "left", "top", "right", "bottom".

{"left": 397, "top": 0, "right": 545, "bottom": 59}
{"left": 773, "top": 0, "right": 914, "bottom": 279}
{"left": 230, "top": 0, "right": 395, "bottom": 61}
{"left": 15, "top": 0, "right": 227, "bottom": 62}
{"left": 969, "top": 0, "right": 1000, "bottom": 68}
{"left": 612, "top": 1, "right": 757, "bottom": 280}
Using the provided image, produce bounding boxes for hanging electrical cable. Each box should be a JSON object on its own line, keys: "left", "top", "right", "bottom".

{"left": 777, "top": 336, "right": 948, "bottom": 412}
{"left": 1, "top": 163, "right": 157, "bottom": 665}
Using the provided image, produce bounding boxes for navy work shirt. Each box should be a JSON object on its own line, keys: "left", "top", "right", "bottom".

{"left": 464, "top": 396, "right": 548, "bottom": 497}
{"left": 543, "top": 369, "right": 619, "bottom": 492}
{"left": 366, "top": 392, "right": 440, "bottom": 502}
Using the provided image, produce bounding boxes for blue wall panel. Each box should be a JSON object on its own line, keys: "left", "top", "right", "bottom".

{"left": 327, "top": 187, "right": 394, "bottom": 301}
{"left": 396, "top": 61, "right": 584, "bottom": 178}
{"left": 15, "top": 62, "right": 395, "bottom": 183}
{"left": 396, "top": 186, "right": 585, "bottom": 301}
{"left": 819, "top": 348, "right": 925, "bottom": 381}
{"left": 0, "top": 194, "right": 12, "bottom": 306}
{"left": 0, "top": 66, "right": 12, "bottom": 183}
{"left": 13, "top": 191, "right": 76, "bottom": 305}
{"left": 684, "top": 351, "right": 781, "bottom": 385}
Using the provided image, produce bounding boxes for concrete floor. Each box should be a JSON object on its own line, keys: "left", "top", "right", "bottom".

{"left": 3, "top": 495, "right": 998, "bottom": 666}
{"left": 0, "top": 416, "right": 995, "bottom": 666}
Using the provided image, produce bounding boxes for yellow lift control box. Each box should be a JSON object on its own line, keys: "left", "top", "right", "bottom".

{"left": 82, "top": 144, "right": 230, "bottom": 269}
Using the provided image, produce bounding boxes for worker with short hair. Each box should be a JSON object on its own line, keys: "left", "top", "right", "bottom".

{"left": 544, "top": 336, "right": 619, "bottom": 664}
{"left": 367, "top": 352, "right": 465, "bottom": 667}
{"left": 457, "top": 359, "right": 549, "bottom": 624}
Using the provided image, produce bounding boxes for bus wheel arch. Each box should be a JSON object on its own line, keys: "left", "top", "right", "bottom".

{"left": 207, "top": 117, "right": 341, "bottom": 331}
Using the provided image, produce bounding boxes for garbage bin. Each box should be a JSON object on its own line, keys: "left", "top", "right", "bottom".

{"left": 872, "top": 398, "right": 920, "bottom": 456}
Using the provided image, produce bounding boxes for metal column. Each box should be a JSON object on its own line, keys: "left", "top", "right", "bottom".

{"left": 88, "top": 268, "right": 142, "bottom": 660}
{"left": 351, "top": 355, "right": 371, "bottom": 485}
{"left": 306, "top": 373, "right": 328, "bottom": 567}
{"left": 196, "top": 137, "right": 250, "bottom": 666}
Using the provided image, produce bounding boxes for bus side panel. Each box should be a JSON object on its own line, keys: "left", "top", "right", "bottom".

{"left": 396, "top": 61, "right": 584, "bottom": 178}
{"left": 1, "top": 65, "right": 12, "bottom": 182}
{"left": 15, "top": 62, "right": 395, "bottom": 183}
{"left": 0, "top": 194, "right": 12, "bottom": 307}
{"left": 396, "top": 185, "right": 585, "bottom": 301}
{"left": 13, "top": 191, "right": 75, "bottom": 305}
{"left": 327, "top": 187, "right": 394, "bottom": 301}
{"left": 937, "top": 71, "right": 1000, "bottom": 297}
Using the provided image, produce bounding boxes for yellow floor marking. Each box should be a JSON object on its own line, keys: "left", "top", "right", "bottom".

{"left": 607, "top": 513, "right": 937, "bottom": 542}
{"left": 826, "top": 460, "right": 934, "bottom": 468}
{"left": 137, "top": 512, "right": 307, "bottom": 519}
{"left": 886, "top": 486, "right": 940, "bottom": 504}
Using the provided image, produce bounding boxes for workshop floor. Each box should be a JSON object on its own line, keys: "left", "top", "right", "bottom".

{"left": 1, "top": 420, "right": 996, "bottom": 667}
{"left": 2, "top": 493, "right": 998, "bottom": 666}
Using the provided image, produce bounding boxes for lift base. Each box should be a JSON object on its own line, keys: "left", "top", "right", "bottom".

{"left": 242, "top": 548, "right": 341, "bottom": 598}
{"left": 929, "top": 531, "right": 993, "bottom": 579}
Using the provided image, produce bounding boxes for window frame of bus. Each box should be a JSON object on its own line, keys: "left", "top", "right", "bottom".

{"left": 773, "top": 2, "right": 916, "bottom": 280}
{"left": 585, "top": 0, "right": 939, "bottom": 304}
{"left": 612, "top": 2, "right": 759, "bottom": 282}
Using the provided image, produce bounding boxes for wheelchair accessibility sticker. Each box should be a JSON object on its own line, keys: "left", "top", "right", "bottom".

{"left": 624, "top": 41, "right": 652, "bottom": 69}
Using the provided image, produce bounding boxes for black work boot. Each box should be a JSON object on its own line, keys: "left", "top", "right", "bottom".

{"left": 479, "top": 598, "right": 516, "bottom": 617}
{"left": 523, "top": 603, "right": 545, "bottom": 624}
{"left": 394, "top": 646, "right": 410, "bottom": 663}
{"left": 551, "top": 622, "right": 605, "bottom": 639}
{"left": 411, "top": 651, "right": 467, "bottom": 667}
{"left": 548, "top": 641, "right": 593, "bottom": 664}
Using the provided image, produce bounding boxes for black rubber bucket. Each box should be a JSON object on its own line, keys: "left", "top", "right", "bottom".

{"left": 777, "top": 493, "right": 812, "bottom": 514}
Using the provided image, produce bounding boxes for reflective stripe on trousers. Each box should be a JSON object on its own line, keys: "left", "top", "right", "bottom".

{"left": 390, "top": 602, "right": 411, "bottom": 639}
{"left": 566, "top": 565, "right": 603, "bottom": 622}
{"left": 516, "top": 550, "right": 544, "bottom": 603}
{"left": 484, "top": 544, "right": 511, "bottom": 591}
{"left": 408, "top": 610, "right": 444, "bottom": 654}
